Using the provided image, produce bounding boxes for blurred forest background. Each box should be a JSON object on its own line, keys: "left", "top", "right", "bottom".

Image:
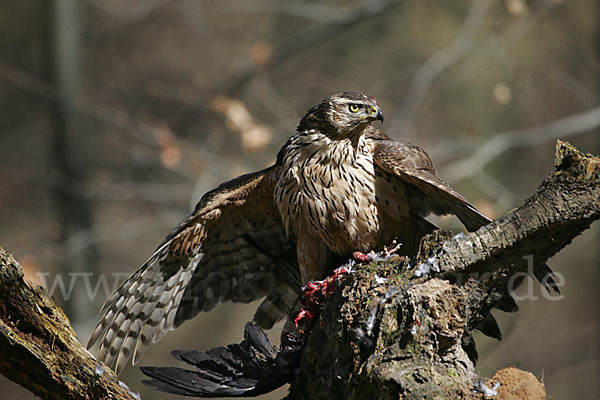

{"left": 1, "top": 0, "right": 599, "bottom": 399}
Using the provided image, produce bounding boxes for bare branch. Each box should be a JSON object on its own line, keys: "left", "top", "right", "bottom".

{"left": 442, "top": 106, "right": 600, "bottom": 183}
{"left": 91, "top": 0, "right": 174, "bottom": 25}
{"left": 397, "top": 0, "right": 493, "bottom": 129}
{"left": 0, "top": 62, "right": 232, "bottom": 183}
{"left": 221, "top": 0, "right": 356, "bottom": 24}
{"left": 391, "top": 0, "right": 560, "bottom": 137}
{"left": 212, "top": 0, "right": 402, "bottom": 99}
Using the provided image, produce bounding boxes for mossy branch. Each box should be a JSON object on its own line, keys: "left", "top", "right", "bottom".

{"left": 0, "top": 250, "right": 138, "bottom": 400}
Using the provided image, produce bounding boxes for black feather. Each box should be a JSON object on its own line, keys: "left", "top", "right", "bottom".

{"left": 475, "top": 312, "right": 502, "bottom": 340}
{"left": 495, "top": 293, "right": 519, "bottom": 313}
{"left": 533, "top": 262, "right": 560, "bottom": 294}
{"left": 141, "top": 322, "right": 302, "bottom": 398}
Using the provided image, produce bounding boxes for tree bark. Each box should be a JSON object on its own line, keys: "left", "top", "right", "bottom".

{"left": 0, "top": 250, "right": 137, "bottom": 400}
{"left": 0, "top": 141, "right": 598, "bottom": 399}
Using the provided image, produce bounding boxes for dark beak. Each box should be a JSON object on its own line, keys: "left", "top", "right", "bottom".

{"left": 367, "top": 106, "right": 384, "bottom": 123}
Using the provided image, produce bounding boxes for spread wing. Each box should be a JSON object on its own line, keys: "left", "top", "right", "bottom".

{"left": 87, "top": 165, "right": 300, "bottom": 374}
{"left": 370, "top": 133, "right": 490, "bottom": 232}
{"left": 370, "top": 131, "right": 559, "bottom": 294}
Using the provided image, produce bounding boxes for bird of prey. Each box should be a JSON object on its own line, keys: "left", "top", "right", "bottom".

{"left": 88, "top": 92, "right": 555, "bottom": 375}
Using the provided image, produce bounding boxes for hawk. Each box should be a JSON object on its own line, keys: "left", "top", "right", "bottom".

{"left": 88, "top": 92, "right": 555, "bottom": 374}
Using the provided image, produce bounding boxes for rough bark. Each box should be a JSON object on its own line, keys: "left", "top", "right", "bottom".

{"left": 286, "top": 141, "right": 599, "bottom": 399}
{"left": 0, "top": 250, "right": 138, "bottom": 400}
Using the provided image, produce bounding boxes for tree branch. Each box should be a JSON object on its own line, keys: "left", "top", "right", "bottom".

{"left": 398, "top": 0, "right": 494, "bottom": 125}
{"left": 0, "top": 250, "right": 138, "bottom": 400}
{"left": 440, "top": 107, "right": 600, "bottom": 183}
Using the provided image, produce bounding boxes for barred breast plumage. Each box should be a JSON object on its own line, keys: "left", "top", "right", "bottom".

{"left": 275, "top": 130, "right": 381, "bottom": 256}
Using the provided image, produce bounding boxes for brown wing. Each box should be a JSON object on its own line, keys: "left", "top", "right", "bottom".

{"left": 87, "top": 165, "right": 300, "bottom": 374}
{"left": 371, "top": 131, "right": 558, "bottom": 318}
{"left": 371, "top": 134, "right": 491, "bottom": 232}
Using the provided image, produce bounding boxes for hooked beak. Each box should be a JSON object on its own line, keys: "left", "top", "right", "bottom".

{"left": 366, "top": 106, "right": 384, "bottom": 123}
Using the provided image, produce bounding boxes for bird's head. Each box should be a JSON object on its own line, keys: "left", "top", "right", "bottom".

{"left": 298, "top": 92, "right": 384, "bottom": 138}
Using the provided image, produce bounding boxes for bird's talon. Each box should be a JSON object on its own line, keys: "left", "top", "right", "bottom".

{"left": 383, "top": 240, "right": 402, "bottom": 257}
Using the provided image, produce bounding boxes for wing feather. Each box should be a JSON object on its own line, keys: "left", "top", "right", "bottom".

{"left": 371, "top": 135, "right": 491, "bottom": 232}
{"left": 370, "top": 132, "right": 559, "bottom": 294}
{"left": 88, "top": 165, "right": 300, "bottom": 374}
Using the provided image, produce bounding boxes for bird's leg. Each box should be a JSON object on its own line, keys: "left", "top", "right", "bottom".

{"left": 383, "top": 239, "right": 402, "bottom": 257}
{"left": 296, "top": 227, "right": 332, "bottom": 284}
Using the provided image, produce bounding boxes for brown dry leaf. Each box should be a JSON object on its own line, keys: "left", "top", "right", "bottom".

{"left": 154, "top": 124, "right": 181, "bottom": 168}
{"left": 493, "top": 83, "right": 512, "bottom": 105}
{"left": 215, "top": 97, "right": 254, "bottom": 131}
{"left": 210, "top": 95, "right": 272, "bottom": 152}
{"left": 249, "top": 41, "right": 272, "bottom": 67}
{"left": 505, "top": 0, "right": 529, "bottom": 16}
{"left": 240, "top": 125, "right": 272, "bottom": 152}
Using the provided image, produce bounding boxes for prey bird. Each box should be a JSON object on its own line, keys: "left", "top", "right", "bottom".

{"left": 88, "top": 92, "right": 556, "bottom": 375}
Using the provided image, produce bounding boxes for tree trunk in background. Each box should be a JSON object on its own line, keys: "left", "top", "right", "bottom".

{"left": 43, "top": 0, "right": 97, "bottom": 329}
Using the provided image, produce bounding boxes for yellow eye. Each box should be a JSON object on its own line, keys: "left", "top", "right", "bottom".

{"left": 349, "top": 104, "right": 360, "bottom": 113}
